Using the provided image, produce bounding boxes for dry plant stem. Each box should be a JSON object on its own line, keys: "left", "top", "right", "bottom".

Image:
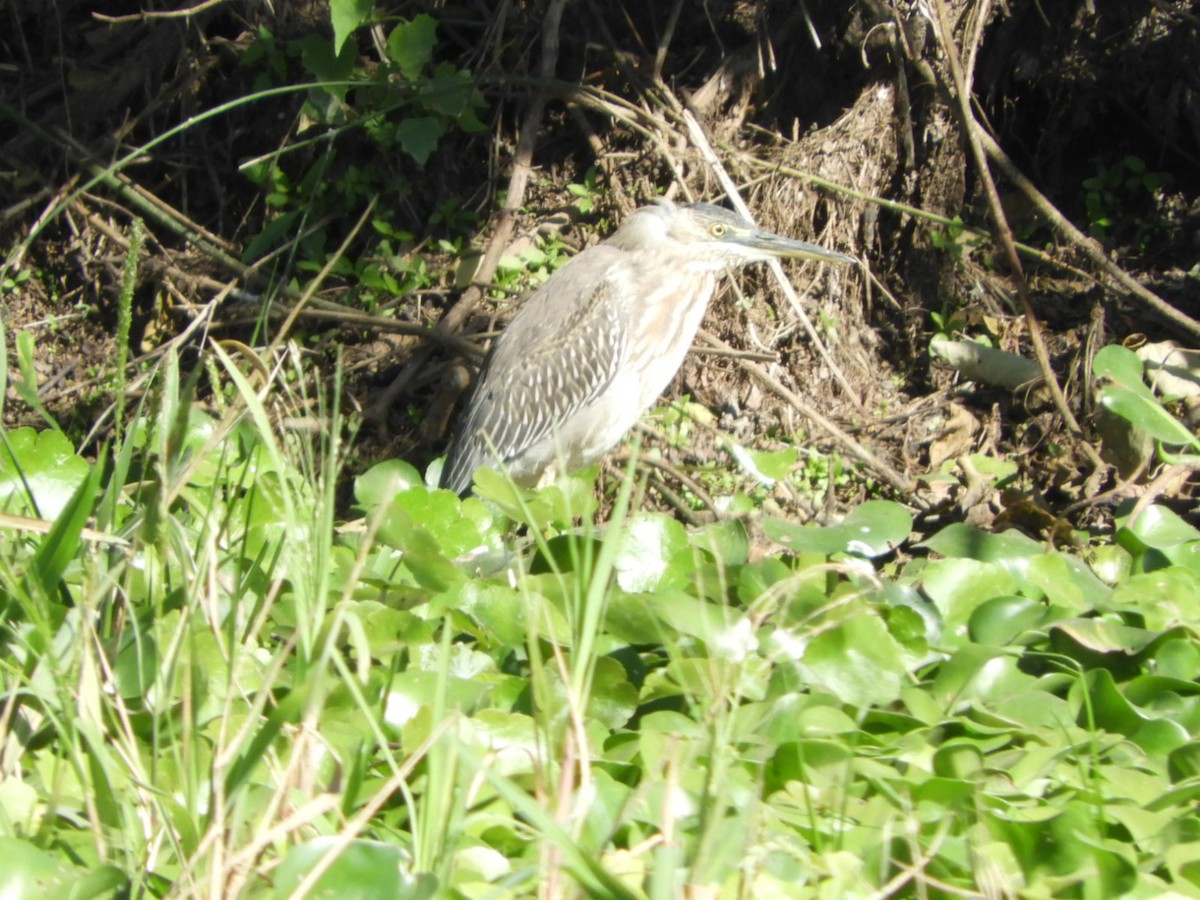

{"left": 445, "top": 0, "right": 567, "bottom": 333}
{"left": 1125, "top": 462, "right": 1195, "bottom": 527}
{"left": 930, "top": 0, "right": 1107, "bottom": 473}
{"left": 624, "top": 450, "right": 720, "bottom": 520}
{"left": 734, "top": 152, "right": 1091, "bottom": 281}
{"left": 703, "top": 333, "right": 917, "bottom": 498}
{"left": 367, "top": 0, "right": 567, "bottom": 420}
{"left": 978, "top": 130, "right": 1200, "bottom": 341}
{"left": 93, "top": 0, "right": 228, "bottom": 24}
{"left": 680, "top": 109, "right": 861, "bottom": 403}
{"left": 646, "top": 473, "right": 704, "bottom": 527}
{"left": 9, "top": 103, "right": 247, "bottom": 269}
{"left": 691, "top": 332, "right": 777, "bottom": 363}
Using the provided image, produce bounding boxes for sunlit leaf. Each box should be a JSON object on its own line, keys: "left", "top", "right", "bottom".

{"left": 763, "top": 500, "right": 911, "bottom": 558}
{"left": 798, "top": 615, "right": 907, "bottom": 708}
{"left": 0, "top": 427, "right": 90, "bottom": 519}
{"left": 275, "top": 838, "right": 434, "bottom": 899}
{"left": 614, "top": 513, "right": 688, "bottom": 593}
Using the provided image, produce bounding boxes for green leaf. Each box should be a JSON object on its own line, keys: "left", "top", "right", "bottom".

{"left": 968, "top": 595, "right": 1045, "bottom": 645}
{"left": 0, "top": 427, "right": 91, "bottom": 519}
{"left": 1094, "top": 345, "right": 1154, "bottom": 398}
{"left": 763, "top": 500, "right": 912, "bottom": 558}
{"left": 614, "top": 513, "right": 689, "bottom": 593}
{"left": 376, "top": 503, "right": 462, "bottom": 592}
{"left": 921, "top": 522, "right": 1043, "bottom": 564}
{"left": 297, "top": 33, "right": 357, "bottom": 94}
{"left": 397, "top": 117, "right": 444, "bottom": 165}
{"left": 799, "top": 614, "right": 908, "bottom": 708}
{"left": 1168, "top": 742, "right": 1200, "bottom": 782}
{"left": 112, "top": 630, "right": 160, "bottom": 700}
{"left": 329, "top": 0, "right": 375, "bottom": 55}
{"left": 689, "top": 518, "right": 749, "bottom": 567}
{"left": 32, "top": 458, "right": 101, "bottom": 592}
{"left": 921, "top": 559, "right": 1017, "bottom": 641}
{"left": 585, "top": 656, "right": 638, "bottom": 728}
{"left": 14, "top": 330, "right": 44, "bottom": 413}
{"left": 275, "top": 838, "right": 435, "bottom": 899}
{"left": 1116, "top": 504, "right": 1200, "bottom": 550}
{"left": 354, "top": 459, "right": 424, "bottom": 509}
{"left": 1100, "top": 385, "right": 1200, "bottom": 448}
{"left": 386, "top": 14, "right": 438, "bottom": 80}
{"left": 0, "top": 837, "right": 72, "bottom": 897}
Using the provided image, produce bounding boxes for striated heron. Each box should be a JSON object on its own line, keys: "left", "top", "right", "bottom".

{"left": 440, "top": 199, "right": 855, "bottom": 496}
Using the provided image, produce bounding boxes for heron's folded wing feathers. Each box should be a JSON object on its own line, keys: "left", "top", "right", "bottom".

{"left": 442, "top": 270, "right": 627, "bottom": 492}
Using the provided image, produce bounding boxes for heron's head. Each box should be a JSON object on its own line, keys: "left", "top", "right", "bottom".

{"left": 610, "top": 200, "right": 857, "bottom": 271}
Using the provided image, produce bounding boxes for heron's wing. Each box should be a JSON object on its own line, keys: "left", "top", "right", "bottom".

{"left": 441, "top": 265, "right": 627, "bottom": 494}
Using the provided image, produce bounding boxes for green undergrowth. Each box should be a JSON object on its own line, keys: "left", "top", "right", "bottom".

{"left": 1, "top": 338, "right": 1200, "bottom": 899}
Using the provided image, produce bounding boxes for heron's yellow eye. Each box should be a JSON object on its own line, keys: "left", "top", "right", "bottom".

{"left": 709, "top": 223, "right": 728, "bottom": 238}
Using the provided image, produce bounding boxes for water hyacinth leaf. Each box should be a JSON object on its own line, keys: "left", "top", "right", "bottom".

{"left": 585, "top": 656, "right": 639, "bottom": 729}
{"left": 1109, "top": 568, "right": 1200, "bottom": 629}
{"left": 689, "top": 518, "right": 749, "bottom": 567}
{"left": 604, "top": 589, "right": 669, "bottom": 644}
{"left": 767, "top": 740, "right": 855, "bottom": 791}
{"left": 0, "top": 427, "right": 91, "bottom": 519}
{"left": 921, "top": 559, "right": 1017, "bottom": 640}
{"left": 1100, "top": 384, "right": 1200, "bottom": 448}
{"left": 1148, "top": 639, "right": 1200, "bottom": 681}
{"left": 1078, "top": 668, "right": 1148, "bottom": 736}
{"left": 1089, "top": 543, "right": 1132, "bottom": 583}
{"left": 613, "top": 513, "right": 690, "bottom": 593}
{"left": 929, "top": 644, "right": 1009, "bottom": 708}
{"left": 921, "top": 522, "right": 1043, "bottom": 566}
{"left": 1116, "top": 504, "right": 1200, "bottom": 550}
{"left": 354, "top": 458, "right": 424, "bottom": 509}
{"left": 1167, "top": 741, "right": 1200, "bottom": 782}
{"left": 647, "top": 590, "right": 742, "bottom": 648}
{"left": 383, "top": 671, "right": 489, "bottom": 731}
{"left": 969, "top": 594, "right": 1046, "bottom": 646}
{"left": 274, "top": 838, "right": 432, "bottom": 899}
{"left": 0, "top": 837, "right": 73, "bottom": 896}
{"left": 1052, "top": 618, "right": 1160, "bottom": 656}
{"left": 1131, "top": 718, "right": 1190, "bottom": 755}
{"left": 763, "top": 500, "right": 911, "bottom": 558}
{"left": 932, "top": 740, "right": 986, "bottom": 779}
{"left": 376, "top": 504, "right": 462, "bottom": 592}
{"left": 1025, "top": 552, "right": 1111, "bottom": 611}
{"left": 991, "top": 689, "right": 1075, "bottom": 731}
{"left": 457, "top": 581, "right": 527, "bottom": 648}
{"left": 758, "top": 695, "right": 859, "bottom": 743}
{"left": 878, "top": 580, "right": 942, "bottom": 646}
{"left": 798, "top": 615, "right": 908, "bottom": 708}
{"left": 1159, "top": 539, "right": 1200, "bottom": 573}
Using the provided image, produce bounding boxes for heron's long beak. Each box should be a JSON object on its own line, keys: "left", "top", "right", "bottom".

{"left": 744, "top": 230, "right": 857, "bottom": 265}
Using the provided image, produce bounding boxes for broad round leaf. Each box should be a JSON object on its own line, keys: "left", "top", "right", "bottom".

{"left": 763, "top": 500, "right": 912, "bottom": 558}
{"left": 354, "top": 458, "right": 424, "bottom": 509}
{"left": 614, "top": 513, "right": 689, "bottom": 592}
{"left": 0, "top": 427, "right": 90, "bottom": 519}
{"left": 274, "top": 838, "right": 431, "bottom": 899}
{"left": 1117, "top": 504, "right": 1200, "bottom": 550}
